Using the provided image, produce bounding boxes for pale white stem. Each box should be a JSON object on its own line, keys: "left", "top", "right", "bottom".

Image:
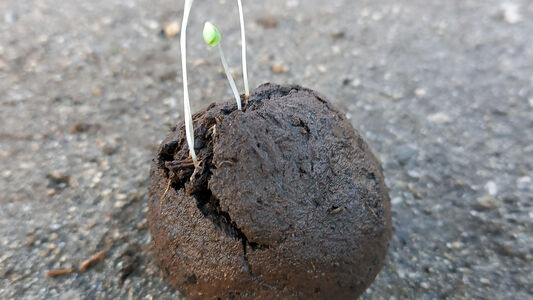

{"left": 181, "top": 0, "right": 197, "bottom": 163}
{"left": 237, "top": 0, "right": 249, "bottom": 98}
{"left": 218, "top": 45, "right": 242, "bottom": 110}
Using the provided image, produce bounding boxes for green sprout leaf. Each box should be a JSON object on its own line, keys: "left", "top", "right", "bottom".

{"left": 203, "top": 22, "right": 221, "bottom": 47}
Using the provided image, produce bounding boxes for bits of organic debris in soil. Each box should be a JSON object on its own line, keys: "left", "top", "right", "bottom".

{"left": 159, "top": 71, "right": 176, "bottom": 82}
{"left": 163, "top": 22, "right": 180, "bottom": 38}
{"left": 46, "top": 172, "right": 71, "bottom": 190}
{"left": 256, "top": 17, "right": 278, "bottom": 28}
{"left": 272, "top": 63, "right": 288, "bottom": 73}
{"left": 331, "top": 31, "right": 345, "bottom": 39}
{"left": 329, "top": 206, "right": 346, "bottom": 215}
{"left": 79, "top": 250, "right": 106, "bottom": 271}
{"left": 69, "top": 122, "right": 93, "bottom": 134}
{"left": 158, "top": 179, "right": 172, "bottom": 206}
{"left": 46, "top": 269, "right": 73, "bottom": 278}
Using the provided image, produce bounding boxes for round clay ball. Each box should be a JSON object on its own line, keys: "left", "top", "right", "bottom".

{"left": 148, "top": 83, "right": 392, "bottom": 299}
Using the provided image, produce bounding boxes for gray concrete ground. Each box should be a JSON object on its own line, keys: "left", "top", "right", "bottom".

{"left": 1, "top": 0, "right": 532, "bottom": 299}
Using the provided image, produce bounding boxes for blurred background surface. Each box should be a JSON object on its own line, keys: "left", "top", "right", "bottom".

{"left": 0, "top": 0, "right": 532, "bottom": 298}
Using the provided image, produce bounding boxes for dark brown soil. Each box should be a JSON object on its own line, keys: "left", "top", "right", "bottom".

{"left": 147, "top": 83, "right": 392, "bottom": 299}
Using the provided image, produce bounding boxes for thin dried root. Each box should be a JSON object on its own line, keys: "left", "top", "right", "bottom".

{"left": 174, "top": 158, "right": 195, "bottom": 169}
{"left": 209, "top": 124, "right": 217, "bottom": 137}
{"left": 79, "top": 250, "right": 106, "bottom": 271}
{"left": 216, "top": 160, "right": 234, "bottom": 168}
{"left": 159, "top": 179, "right": 172, "bottom": 206}
{"left": 46, "top": 268, "right": 73, "bottom": 278}
{"left": 365, "top": 202, "right": 379, "bottom": 221}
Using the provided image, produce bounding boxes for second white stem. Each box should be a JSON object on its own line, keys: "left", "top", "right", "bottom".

{"left": 181, "top": 0, "right": 197, "bottom": 163}
{"left": 237, "top": 0, "right": 249, "bottom": 98}
{"left": 218, "top": 45, "right": 242, "bottom": 110}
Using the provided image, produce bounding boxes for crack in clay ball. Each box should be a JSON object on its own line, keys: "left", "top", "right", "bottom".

{"left": 148, "top": 83, "right": 392, "bottom": 299}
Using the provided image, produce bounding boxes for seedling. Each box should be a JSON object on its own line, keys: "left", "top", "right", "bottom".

{"left": 237, "top": 0, "right": 249, "bottom": 99}
{"left": 203, "top": 22, "right": 242, "bottom": 110}
{"left": 181, "top": 0, "right": 197, "bottom": 163}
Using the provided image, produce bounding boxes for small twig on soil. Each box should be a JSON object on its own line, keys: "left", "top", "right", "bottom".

{"left": 365, "top": 202, "right": 379, "bottom": 221}
{"left": 165, "top": 158, "right": 195, "bottom": 170}
{"left": 209, "top": 124, "right": 217, "bottom": 137}
{"left": 159, "top": 179, "right": 172, "bottom": 206}
{"left": 243, "top": 96, "right": 249, "bottom": 109}
{"left": 216, "top": 160, "right": 234, "bottom": 168}
{"left": 329, "top": 206, "right": 346, "bottom": 215}
{"left": 177, "top": 159, "right": 195, "bottom": 169}
{"left": 46, "top": 268, "right": 73, "bottom": 278}
{"left": 79, "top": 250, "right": 106, "bottom": 271}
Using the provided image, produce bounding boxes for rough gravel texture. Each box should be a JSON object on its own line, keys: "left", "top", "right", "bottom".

{"left": 0, "top": 0, "right": 532, "bottom": 299}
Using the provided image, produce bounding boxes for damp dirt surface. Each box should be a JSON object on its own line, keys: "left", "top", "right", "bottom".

{"left": 148, "top": 83, "right": 392, "bottom": 299}
{"left": 1, "top": 0, "right": 533, "bottom": 299}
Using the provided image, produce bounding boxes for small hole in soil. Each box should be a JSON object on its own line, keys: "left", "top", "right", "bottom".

{"left": 184, "top": 274, "right": 197, "bottom": 285}
{"left": 298, "top": 167, "right": 306, "bottom": 175}
{"left": 228, "top": 292, "right": 236, "bottom": 300}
